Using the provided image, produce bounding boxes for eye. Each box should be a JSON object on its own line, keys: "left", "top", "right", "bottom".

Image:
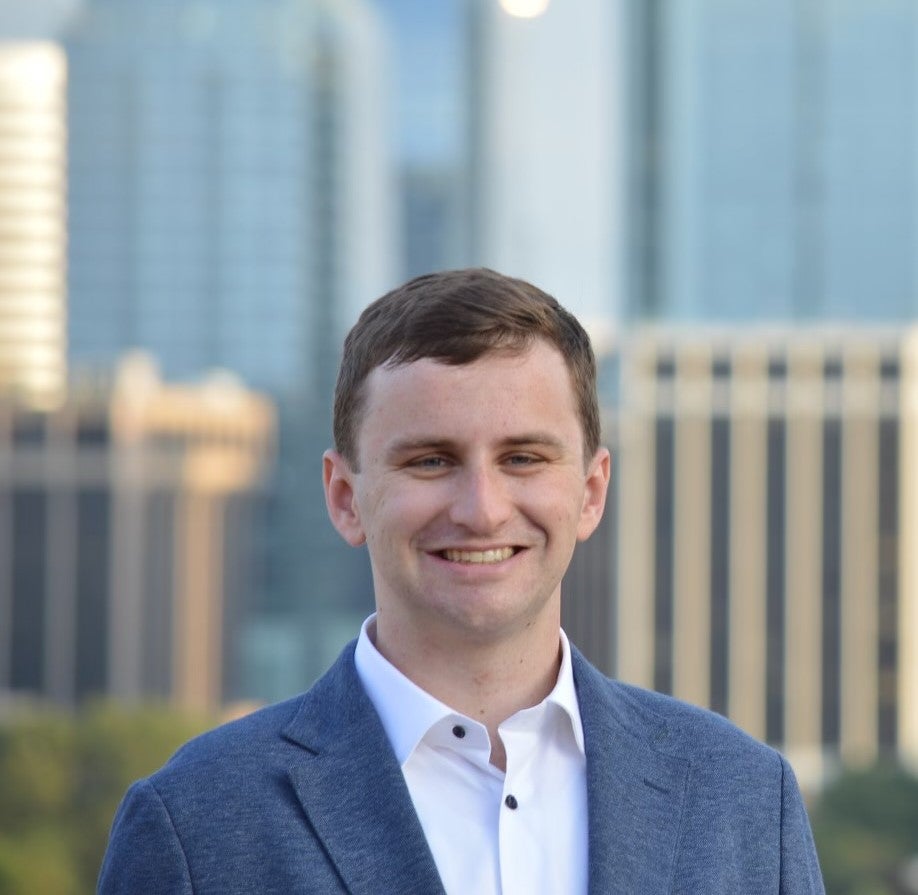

{"left": 504, "top": 453, "right": 543, "bottom": 468}
{"left": 405, "top": 455, "right": 451, "bottom": 473}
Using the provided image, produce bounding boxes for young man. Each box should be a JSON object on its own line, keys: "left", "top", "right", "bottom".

{"left": 99, "top": 269, "right": 825, "bottom": 893}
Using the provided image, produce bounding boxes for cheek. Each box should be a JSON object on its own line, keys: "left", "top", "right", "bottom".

{"left": 542, "top": 477, "right": 589, "bottom": 524}
{"left": 363, "top": 483, "right": 443, "bottom": 539}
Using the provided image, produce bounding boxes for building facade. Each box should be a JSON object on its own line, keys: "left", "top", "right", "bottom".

{"left": 61, "top": 0, "right": 397, "bottom": 692}
{"left": 625, "top": 0, "right": 918, "bottom": 322}
{"left": 372, "top": 0, "right": 475, "bottom": 278}
{"left": 64, "top": 0, "right": 395, "bottom": 392}
{"left": 605, "top": 326, "right": 918, "bottom": 783}
{"left": 472, "top": 0, "right": 621, "bottom": 331}
{"left": 0, "top": 41, "right": 67, "bottom": 408}
{"left": 0, "top": 356, "right": 275, "bottom": 710}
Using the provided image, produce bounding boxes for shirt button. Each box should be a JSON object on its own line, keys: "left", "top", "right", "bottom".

{"left": 452, "top": 725, "right": 466, "bottom": 739}
{"left": 504, "top": 794, "right": 518, "bottom": 810}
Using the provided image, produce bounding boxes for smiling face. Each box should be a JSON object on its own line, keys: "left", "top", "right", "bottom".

{"left": 323, "top": 339, "right": 610, "bottom": 657}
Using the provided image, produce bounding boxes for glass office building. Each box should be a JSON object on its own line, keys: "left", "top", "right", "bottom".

{"left": 625, "top": 0, "right": 918, "bottom": 322}
{"left": 63, "top": 0, "right": 397, "bottom": 695}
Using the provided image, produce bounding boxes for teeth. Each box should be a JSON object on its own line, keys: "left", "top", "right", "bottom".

{"left": 443, "top": 547, "right": 515, "bottom": 564}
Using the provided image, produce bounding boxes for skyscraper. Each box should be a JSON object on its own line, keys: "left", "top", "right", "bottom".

{"left": 62, "top": 0, "right": 398, "bottom": 693}
{"left": 625, "top": 0, "right": 918, "bottom": 322}
{"left": 472, "top": 0, "right": 622, "bottom": 331}
{"left": 372, "top": 0, "right": 625, "bottom": 336}
{"left": 64, "top": 0, "right": 395, "bottom": 392}
{"left": 0, "top": 41, "right": 67, "bottom": 408}
{"left": 371, "top": 0, "right": 475, "bottom": 277}
{"left": 608, "top": 325, "right": 918, "bottom": 784}
{"left": 0, "top": 356, "right": 275, "bottom": 710}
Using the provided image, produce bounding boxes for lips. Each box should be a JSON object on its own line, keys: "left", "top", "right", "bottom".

{"left": 439, "top": 547, "right": 516, "bottom": 564}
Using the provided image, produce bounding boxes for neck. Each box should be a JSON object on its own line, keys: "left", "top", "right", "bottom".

{"left": 371, "top": 614, "right": 562, "bottom": 771}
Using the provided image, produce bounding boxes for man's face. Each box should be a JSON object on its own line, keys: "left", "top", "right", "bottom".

{"left": 323, "top": 339, "right": 610, "bottom": 649}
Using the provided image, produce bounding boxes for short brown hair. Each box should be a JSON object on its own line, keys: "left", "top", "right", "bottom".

{"left": 333, "top": 268, "right": 601, "bottom": 467}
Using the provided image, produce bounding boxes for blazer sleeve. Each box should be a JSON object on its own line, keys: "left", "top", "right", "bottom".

{"left": 97, "top": 779, "right": 194, "bottom": 895}
{"left": 778, "top": 756, "right": 826, "bottom": 895}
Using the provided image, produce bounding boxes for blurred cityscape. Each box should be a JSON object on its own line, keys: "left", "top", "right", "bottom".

{"left": 1, "top": 0, "right": 918, "bottom": 818}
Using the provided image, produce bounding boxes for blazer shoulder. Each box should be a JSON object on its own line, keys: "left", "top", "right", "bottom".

{"left": 573, "top": 651, "right": 777, "bottom": 769}
{"left": 174, "top": 695, "right": 304, "bottom": 761}
{"left": 611, "top": 679, "right": 775, "bottom": 761}
{"left": 145, "top": 694, "right": 305, "bottom": 790}
{"left": 147, "top": 641, "right": 364, "bottom": 792}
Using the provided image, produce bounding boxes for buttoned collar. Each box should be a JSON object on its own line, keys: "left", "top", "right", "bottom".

{"left": 354, "top": 614, "right": 585, "bottom": 767}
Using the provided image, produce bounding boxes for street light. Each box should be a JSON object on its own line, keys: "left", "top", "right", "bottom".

{"left": 499, "top": 0, "right": 551, "bottom": 19}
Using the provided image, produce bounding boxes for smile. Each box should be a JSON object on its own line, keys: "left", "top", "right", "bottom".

{"left": 439, "top": 547, "right": 516, "bottom": 564}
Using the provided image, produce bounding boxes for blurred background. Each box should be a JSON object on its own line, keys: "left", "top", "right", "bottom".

{"left": 0, "top": 0, "right": 917, "bottom": 891}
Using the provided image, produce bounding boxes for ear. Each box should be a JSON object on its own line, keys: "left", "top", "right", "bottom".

{"left": 576, "top": 447, "right": 611, "bottom": 542}
{"left": 323, "top": 450, "right": 367, "bottom": 547}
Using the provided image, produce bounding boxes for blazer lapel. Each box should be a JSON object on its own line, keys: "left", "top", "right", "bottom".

{"left": 573, "top": 650, "right": 689, "bottom": 895}
{"left": 282, "top": 645, "right": 446, "bottom": 895}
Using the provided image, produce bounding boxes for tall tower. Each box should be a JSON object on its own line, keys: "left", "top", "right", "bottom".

{"left": 625, "top": 0, "right": 918, "bottom": 322}
{"left": 64, "top": 0, "right": 395, "bottom": 393}
{"left": 61, "top": 0, "right": 397, "bottom": 694}
{"left": 371, "top": 0, "right": 475, "bottom": 278}
{"left": 471, "top": 0, "right": 623, "bottom": 331}
{"left": 0, "top": 357, "right": 275, "bottom": 710}
{"left": 608, "top": 326, "right": 918, "bottom": 784}
{"left": 0, "top": 42, "right": 67, "bottom": 408}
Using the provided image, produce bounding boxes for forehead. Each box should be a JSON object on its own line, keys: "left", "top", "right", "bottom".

{"left": 356, "top": 341, "right": 582, "bottom": 451}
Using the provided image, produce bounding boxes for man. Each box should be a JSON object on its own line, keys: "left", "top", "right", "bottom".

{"left": 99, "top": 269, "right": 825, "bottom": 893}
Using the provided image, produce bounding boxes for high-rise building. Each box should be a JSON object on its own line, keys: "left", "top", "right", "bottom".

{"left": 472, "top": 0, "right": 622, "bottom": 331}
{"left": 600, "top": 326, "right": 918, "bottom": 785}
{"left": 64, "top": 0, "right": 395, "bottom": 392}
{"left": 372, "top": 0, "right": 625, "bottom": 336}
{"left": 0, "top": 355, "right": 275, "bottom": 710}
{"left": 625, "top": 0, "right": 918, "bottom": 322}
{"left": 61, "top": 0, "right": 398, "bottom": 692}
{"left": 372, "top": 0, "right": 474, "bottom": 278}
{"left": 0, "top": 42, "right": 67, "bottom": 408}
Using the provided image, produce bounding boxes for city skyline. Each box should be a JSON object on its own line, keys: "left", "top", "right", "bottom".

{"left": 1, "top": 2, "right": 917, "bottom": 777}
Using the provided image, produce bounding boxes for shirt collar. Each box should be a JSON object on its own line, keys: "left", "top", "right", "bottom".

{"left": 354, "top": 614, "right": 585, "bottom": 766}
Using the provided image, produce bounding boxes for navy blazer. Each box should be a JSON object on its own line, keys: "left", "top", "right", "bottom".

{"left": 98, "top": 643, "right": 824, "bottom": 894}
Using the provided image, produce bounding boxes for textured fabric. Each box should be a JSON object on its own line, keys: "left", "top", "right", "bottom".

{"left": 354, "top": 617, "right": 588, "bottom": 894}
{"left": 97, "top": 642, "right": 825, "bottom": 894}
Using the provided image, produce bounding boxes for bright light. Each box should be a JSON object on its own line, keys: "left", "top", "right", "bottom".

{"left": 499, "top": 0, "right": 551, "bottom": 19}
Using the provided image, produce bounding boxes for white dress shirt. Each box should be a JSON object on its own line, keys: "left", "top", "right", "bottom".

{"left": 354, "top": 616, "right": 588, "bottom": 895}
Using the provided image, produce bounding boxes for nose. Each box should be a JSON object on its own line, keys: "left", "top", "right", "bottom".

{"left": 448, "top": 464, "right": 513, "bottom": 534}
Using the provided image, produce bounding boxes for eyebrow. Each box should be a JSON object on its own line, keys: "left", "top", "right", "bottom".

{"left": 384, "top": 432, "right": 567, "bottom": 459}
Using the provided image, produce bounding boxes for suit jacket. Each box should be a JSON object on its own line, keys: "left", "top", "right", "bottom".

{"left": 98, "top": 642, "right": 825, "bottom": 894}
